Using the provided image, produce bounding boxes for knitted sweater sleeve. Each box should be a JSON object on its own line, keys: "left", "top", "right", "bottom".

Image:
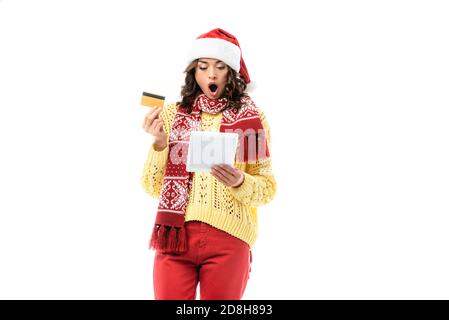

{"left": 140, "top": 103, "right": 177, "bottom": 198}
{"left": 227, "top": 108, "right": 277, "bottom": 207}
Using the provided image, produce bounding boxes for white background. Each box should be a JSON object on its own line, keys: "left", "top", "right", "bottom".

{"left": 0, "top": 0, "right": 448, "bottom": 299}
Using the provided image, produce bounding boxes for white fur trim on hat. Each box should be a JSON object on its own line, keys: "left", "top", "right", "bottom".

{"left": 187, "top": 38, "right": 241, "bottom": 72}
{"left": 245, "top": 80, "right": 256, "bottom": 92}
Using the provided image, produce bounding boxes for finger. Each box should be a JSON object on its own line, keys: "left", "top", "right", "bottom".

{"left": 146, "top": 117, "right": 158, "bottom": 128}
{"left": 143, "top": 110, "right": 156, "bottom": 127}
{"left": 210, "top": 170, "right": 227, "bottom": 185}
{"left": 157, "top": 118, "right": 165, "bottom": 129}
{"left": 149, "top": 119, "right": 160, "bottom": 133}
{"left": 211, "top": 167, "right": 233, "bottom": 185}
{"left": 213, "top": 166, "right": 233, "bottom": 178}
{"left": 144, "top": 124, "right": 152, "bottom": 133}
{"left": 144, "top": 107, "right": 158, "bottom": 121}
{"left": 143, "top": 119, "right": 153, "bottom": 132}
{"left": 146, "top": 106, "right": 161, "bottom": 115}
{"left": 218, "top": 166, "right": 242, "bottom": 186}
{"left": 149, "top": 108, "right": 162, "bottom": 123}
{"left": 143, "top": 112, "right": 153, "bottom": 128}
{"left": 145, "top": 108, "right": 162, "bottom": 125}
{"left": 155, "top": 120, "right": 164, "bottom": 133}
{"left": 217, "top": 164, "right": 238, "bottom": 177}
{"left": 214, "top": 165, "right": 237, "bottom": 181}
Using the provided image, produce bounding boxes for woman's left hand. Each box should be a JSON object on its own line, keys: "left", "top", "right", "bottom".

{"left": 210, "top": 164, "right": 244, "bottom": 188}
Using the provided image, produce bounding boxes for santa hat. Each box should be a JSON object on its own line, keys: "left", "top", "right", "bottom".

{"left": 186, "top": 28, "right": 254, "bottom": 90}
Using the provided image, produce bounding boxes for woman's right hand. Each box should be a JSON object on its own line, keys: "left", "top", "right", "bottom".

{"left": 142, "top": 107, "right": 168, "bottom": 150}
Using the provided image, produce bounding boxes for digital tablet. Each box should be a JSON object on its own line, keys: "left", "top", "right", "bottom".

{"left": 186, "top": 131, "right": 239, "bottom": 172}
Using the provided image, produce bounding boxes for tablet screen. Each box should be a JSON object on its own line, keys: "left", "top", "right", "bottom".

{"left": 186, "top": 131, "right": 239, "bottom": 172}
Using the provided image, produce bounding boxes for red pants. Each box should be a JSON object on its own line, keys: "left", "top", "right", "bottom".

{"left": 153, "top": 221, "right": 252, "bottom": 300}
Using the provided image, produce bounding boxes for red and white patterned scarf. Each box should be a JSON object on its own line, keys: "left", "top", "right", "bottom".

{"left": 150, "top": 93, "right": 270, "bottom": 254}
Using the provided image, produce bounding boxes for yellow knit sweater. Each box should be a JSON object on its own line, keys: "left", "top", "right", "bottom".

{"left": 141, "top": 102, "right": 276, "bottom": 247}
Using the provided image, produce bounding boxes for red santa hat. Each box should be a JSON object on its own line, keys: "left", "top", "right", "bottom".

{"left": 187, "top": 28, "right": 254, "bottom": 90}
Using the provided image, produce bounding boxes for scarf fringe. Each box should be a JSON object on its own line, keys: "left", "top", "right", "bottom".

{"left": 150, "top": 224, "right": 187, "bottom": 254}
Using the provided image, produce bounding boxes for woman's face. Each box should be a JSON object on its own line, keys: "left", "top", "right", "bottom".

{"left": 195, "top": 58, "right": 229, "bottom": 100}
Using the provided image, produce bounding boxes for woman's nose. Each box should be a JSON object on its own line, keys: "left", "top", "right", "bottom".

{"left": 208, "top": 71, "right": 217, "bottom": 79}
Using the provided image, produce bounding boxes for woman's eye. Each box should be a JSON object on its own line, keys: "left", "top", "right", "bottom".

{"left": 199, "top": 66, "right": 225, "bottom": 71}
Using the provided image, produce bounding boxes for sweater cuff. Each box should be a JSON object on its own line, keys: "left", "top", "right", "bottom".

{"left": 228, "top": 172, "right": 255, "bottom": 200}
{"left": 148, "top": 143, "right": 169, "bottom": 163}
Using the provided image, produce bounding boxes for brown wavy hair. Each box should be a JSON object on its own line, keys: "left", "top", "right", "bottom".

{"left": 176, "top": 59, "right": 248, "bottom": 114}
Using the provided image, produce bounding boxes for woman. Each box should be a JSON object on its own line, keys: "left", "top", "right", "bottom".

{"left": 141, "top": 28, "right": 277, "bottom": 300}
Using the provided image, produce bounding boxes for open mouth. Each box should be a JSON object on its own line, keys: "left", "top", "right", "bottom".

{"left": 209, "top": 84, "right": 218, "bottom": 93}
